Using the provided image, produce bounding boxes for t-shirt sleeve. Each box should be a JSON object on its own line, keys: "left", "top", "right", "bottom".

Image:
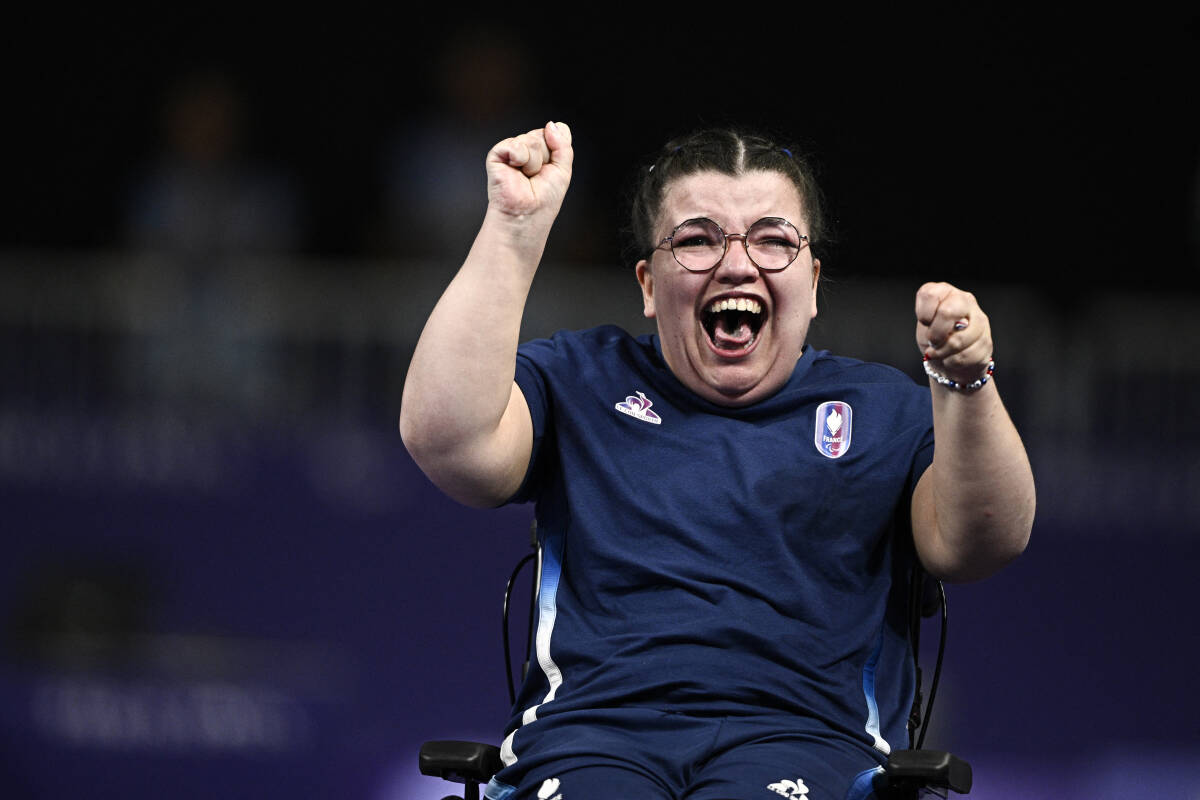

{"left": 507, "top": 336, "right": 557, "bottom": 505}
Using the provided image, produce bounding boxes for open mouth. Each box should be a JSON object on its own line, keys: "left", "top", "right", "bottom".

{"left": 701, "top": 297, "right": 765, "bottom": 354}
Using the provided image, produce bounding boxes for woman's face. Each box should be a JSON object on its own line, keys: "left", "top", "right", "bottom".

{"left": 635, "top": 169, "right": 820, "bottom": 407}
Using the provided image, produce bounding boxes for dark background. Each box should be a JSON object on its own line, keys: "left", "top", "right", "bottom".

{"left": 7, "top": 11, "right": 1199, "bottom": 287}
{"left": 2, "top": 10, "right": 1198, "bottom": 800}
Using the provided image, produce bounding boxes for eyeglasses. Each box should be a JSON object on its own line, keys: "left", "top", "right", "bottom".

{"left": 656, "top": 217, "right": 809, "bottom": 273}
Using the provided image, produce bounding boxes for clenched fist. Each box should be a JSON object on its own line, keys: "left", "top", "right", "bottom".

{"left": 915, "top": 282, "right": 994, "bottom": 387}
{"left": 486, "top": 121, "right": 574, "bottom": 220}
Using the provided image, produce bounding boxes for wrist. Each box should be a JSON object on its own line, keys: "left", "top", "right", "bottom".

{"left": 923, "top": 355, "right": 995, "bottom": 393}
{"left": 475, "top": 207, "right": 555, "bottom": 264}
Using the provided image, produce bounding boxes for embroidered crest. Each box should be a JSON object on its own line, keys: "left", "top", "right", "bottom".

{"left": 814, "top": 401, "right": 852, "bottom": 459}
{"left": 615, "top": 391, "right": 662, "bottom": 425}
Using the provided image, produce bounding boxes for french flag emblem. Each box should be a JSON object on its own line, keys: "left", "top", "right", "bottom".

{"left": 814, "top": 401, "right": 852, "bottom": 459}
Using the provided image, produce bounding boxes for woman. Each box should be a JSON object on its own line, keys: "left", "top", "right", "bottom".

{"left": 401, "top": 121, "right": 1034, "bottom": 800}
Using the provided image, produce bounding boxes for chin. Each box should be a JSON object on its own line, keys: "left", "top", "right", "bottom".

{"left": 699, "top": 366, "right": 774, "bottom": 407}
{"left": 668, "top": 335, "right": 787, "bottom": 407}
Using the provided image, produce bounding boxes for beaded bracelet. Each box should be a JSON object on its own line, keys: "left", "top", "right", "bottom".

{"left": 923, "top": 355, "right": 995, "bottom": 392}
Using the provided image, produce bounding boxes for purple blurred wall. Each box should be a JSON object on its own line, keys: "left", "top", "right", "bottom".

{"left": 2, "top": 420, "right": 1196, "bottom": 798}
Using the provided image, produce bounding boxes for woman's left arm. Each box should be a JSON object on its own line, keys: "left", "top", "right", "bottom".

{"left": 910, "top": 282, "right": 1036, "bottom": 582}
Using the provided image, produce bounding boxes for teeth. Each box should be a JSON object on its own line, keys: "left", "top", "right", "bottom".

{"left": 708, "top": 298, "right": 762, "bottom": 314}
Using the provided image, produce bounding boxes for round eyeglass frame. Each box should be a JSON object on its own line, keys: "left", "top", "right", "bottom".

{"left": 655, "top": 216, "right": 810, "bottom": 273}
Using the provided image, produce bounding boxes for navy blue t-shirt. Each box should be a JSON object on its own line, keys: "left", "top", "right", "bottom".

{"left": 506, "top": 325, "right": 934, "bottom": 757}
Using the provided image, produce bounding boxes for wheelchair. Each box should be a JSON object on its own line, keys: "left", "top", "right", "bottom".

{"left": 420, "top": 520, "right": 972, "bottom": 800}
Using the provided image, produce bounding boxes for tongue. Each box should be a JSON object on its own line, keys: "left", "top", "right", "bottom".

{"left": 712, "top": 313, "right": 754, "bottom": 349}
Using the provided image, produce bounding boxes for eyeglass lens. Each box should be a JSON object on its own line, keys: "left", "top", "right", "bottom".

{"left": 671, "top": 218, "right": 802, "bottom": 271}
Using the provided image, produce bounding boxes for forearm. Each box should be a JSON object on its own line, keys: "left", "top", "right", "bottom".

{"left": 913, "top": 379, "right": 1036, "bottom": 581}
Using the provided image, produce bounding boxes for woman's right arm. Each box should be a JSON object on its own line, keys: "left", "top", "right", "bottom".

{"left": 399, "top": 121, "right": 573, "bottom": 508}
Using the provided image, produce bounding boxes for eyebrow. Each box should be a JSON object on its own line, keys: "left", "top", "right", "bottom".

{"left": 671, "top": 216, "right": 798, "bottom": 229}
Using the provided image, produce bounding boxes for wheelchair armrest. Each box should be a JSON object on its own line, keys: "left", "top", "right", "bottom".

{"left": 419, "top": 740, "right": 504, "bottom": 785}
{"left": 884, "top": 749, "right": 972, "bottom": 794}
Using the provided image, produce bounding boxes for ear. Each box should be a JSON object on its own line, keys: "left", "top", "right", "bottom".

{"left": 635, "top": 259, "right": 656, "bottom": 319}
{"left": 810, "top": 257, "right": 821, "bottom": 318}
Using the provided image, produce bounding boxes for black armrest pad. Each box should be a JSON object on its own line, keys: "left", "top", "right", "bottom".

{"left": 884, "top": 749, "right": 973, "bottom": 793}
{"left": 419, "top": 740, "right": 504, "bottom": 784}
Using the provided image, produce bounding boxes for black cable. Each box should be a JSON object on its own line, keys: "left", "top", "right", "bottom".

{"left": 503, "top": 552, "right": 535, "bottom": 707}
{"left": 525, "top": 521, "right": 539, "bottom": 685}
{"left": 916, "top": 579, "right": 948, "bottom": 750}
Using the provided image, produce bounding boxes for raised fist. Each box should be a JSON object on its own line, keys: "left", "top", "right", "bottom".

{"left": 485, "top": 121, "right": 574, "bottom": 220}
{"left": 914, "top": 281, "right": 994, "bottom": 386}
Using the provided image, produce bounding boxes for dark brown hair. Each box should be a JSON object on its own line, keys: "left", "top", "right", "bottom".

{"left": 627, "top": 128, "right": 829, "bottom": 264}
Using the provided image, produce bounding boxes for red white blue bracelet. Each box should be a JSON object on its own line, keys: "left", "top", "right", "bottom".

{"left": 923, "top": 355, "right": 995, "bottom": 392}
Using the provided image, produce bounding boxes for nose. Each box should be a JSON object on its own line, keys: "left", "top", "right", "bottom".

{"left": 713, "top": 234, "right": 759, "bottom": 284}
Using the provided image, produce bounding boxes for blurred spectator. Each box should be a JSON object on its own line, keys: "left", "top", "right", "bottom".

{"left": 124, "top": 68, "right": 303, "bottom": 259}
{"left": 119, "top": 68, "right": 302, "bottom": 417}
{"left": 373, "top": 25, "right": 600, "bottom": 263}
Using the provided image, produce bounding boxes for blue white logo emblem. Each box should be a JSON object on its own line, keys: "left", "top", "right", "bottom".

{"left": 814, "top": 401, "right": 852, "bottom": 459}
{"left": 615, "top": 390, "right": 662, "bottom": 425}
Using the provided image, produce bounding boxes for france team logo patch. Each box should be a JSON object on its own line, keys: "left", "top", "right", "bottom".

{"left": 814, "top": 401, "right": 852, "bottom": 459}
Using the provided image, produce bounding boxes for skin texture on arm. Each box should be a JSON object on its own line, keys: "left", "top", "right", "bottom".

{"left": 399, "top": 121, "right": 573, "bottom": 508}
{"left": 910, "top": 282, "right": 1036, "bottom": 582}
